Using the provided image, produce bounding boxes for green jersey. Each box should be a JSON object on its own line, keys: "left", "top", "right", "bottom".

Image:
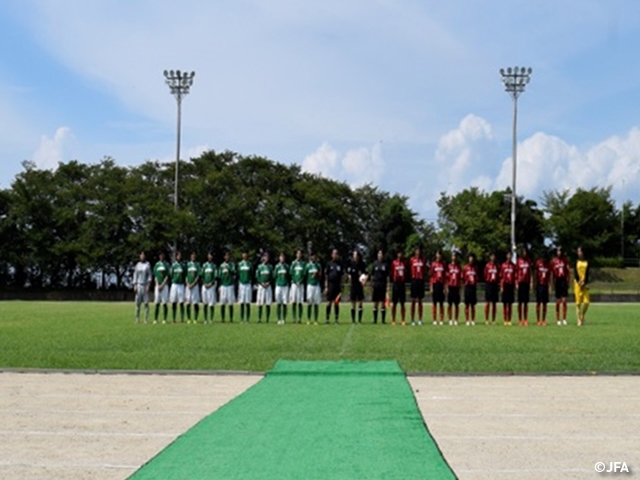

{"left": 274, "top": 263, "right": 290, "bottom": 287}
{"left": 305, "top": 261, "right": 322, "bottom": 286}
{"left": 170, "top": 261, "right": 186, "bottom": 285}
{"left": 202, "top": 262, "right": 216, "bottom": 286}
{"left": 186, "top": 261, "right": 201, "bottom": 285}
{"left": 256, "top": 263, "right": 273, "bottom": 285}
{"left": 290, "top": 260, "right": 306, "bottom": 284}
{"left": 218, "top": 261, "right": 236, "bottom": 287}
{"left": 153, "top": 261, "right": 170, "bottom": 284}
{"left": 238, "top": 260, "right": 253, "bottom": 285}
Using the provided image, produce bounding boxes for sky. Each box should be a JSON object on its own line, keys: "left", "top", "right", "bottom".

{"left": 1, "top": 0, "right": 640, "bottom": 220}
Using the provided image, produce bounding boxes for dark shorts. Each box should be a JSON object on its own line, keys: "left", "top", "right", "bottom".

{"left": 555, "top": 278, "right": 568, "bottom": 299}
{"left": 502, "top": 283, "right": 515, "bottom": 304}
{"left": 326, "top": 283, "right": 341, "bottom": 302}
{"left": 350, "top": 282, "right": 364, "bottom": 302}
{"left": 432, "top": 282, "right": 445, "bottom": 304}
{"left": 392, "top": 283, "right": 406, "bottom": 305}
{"left": 410, "top": 279, "right": 426, "bottom": 299}
{"left": 517, "top": 283, "right": 530, "bottom": 304}
{"left": 485, "top": 282, "right": 499, "bottom": 303}
{"left": 464, "top": 285, "right": 477, "bottom": 306}
{"left": 372, "top": 283, "right": 386, "bottom": 303}
{"left": 536, "top": 284, "right": 549, "bottom": 304}
{"left": 447, "top": 286, "right": 461, "bottom": 306}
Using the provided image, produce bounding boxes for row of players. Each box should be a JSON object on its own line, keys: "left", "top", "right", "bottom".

{"left": 132, "top": 245, "right": 591, "bottom": 327}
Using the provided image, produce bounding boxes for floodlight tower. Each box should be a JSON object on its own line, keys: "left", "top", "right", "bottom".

{"left": 500, "top": 66, "right": 532, "bottom": 257}
{"left": 163, "top": 70, "right": 195, "bottom": 212}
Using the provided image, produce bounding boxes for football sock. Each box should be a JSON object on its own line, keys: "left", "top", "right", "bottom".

{"left": 245, "top": 304, "right": 250, "bottom": 322}
{"left": 334, "top": 304, "right": 339, "bottom": 321}
{"left": 228, "top": 306, "right": 233, "bottom": 322}
{"left": 358, "top": 307, "right": 363, "bottom": 322}
{"left": 221, "top": 306, "right": 226, "bottom": 322}
{"left": 373, "top": 308, "right": 378, "bottom": 323}
{"left": 265, "top": 305, "right": 270, "bottom": 322}
{"left": 186, "top": 305, "right": 191, "bottom": 321}
{"left": 144, "top": 304, "right": 149, "bottom": 321}
{"left": 282, "top": 304, "right": 287, "bottom": 321}
{"left": 326, "top": 304, "right": 331, "bottom": 321}
{"left": 432, "top": 304, "right": 437, "bottom": 321}
{"left": 307, "top": 304, "right": 312, "bottom": 321}
{"left": 240, "top": 304, "right": 245, "bottom": 321}
{"left": 418, "top": 302, "right": 423, "bottom": 321}
{"left": 298, "top": 303, "right": 303, "bottom": 321}
{"left": 381, "top": 307, "right": 386, "bottom": 323}
{"left": 351, "top": 308, "right": 356, "bottom": 323}
{"left": 401, "top": 305, "right": 406, "bottom": 322}
{"left": 155, "top": 304, "right": 160, "bottom": 321}
{"left": 258, "top": 306, "right": 263, "bottom": 322}
{"left": 179, "top": 303, "right": 185, "bottom": 321}
{"left": 163, "top": 304, "right": 168, "bottom": 321}
{"left": 411, "top": 303, "right": 416, "bottom": 322}
{"left": 172, "top": 303, "right": 177, "bottom": 321}
{"left": 194, "top": 304, "right": 199, "bottom": 321}
{"left": 277, "top": 304, "right": 282, "bottom": 320}
{"left": 313, "top": 304, "right": 319, "bottom": 321}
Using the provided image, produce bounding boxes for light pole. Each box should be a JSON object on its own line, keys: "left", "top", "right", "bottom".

{"left": 500, "top": 66, "right": 532, "bottom": 257}
{"left": 163, "top": 70, "right": 195, "bottom": 212}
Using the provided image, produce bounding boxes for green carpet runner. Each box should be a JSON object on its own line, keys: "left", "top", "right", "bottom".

{"left": 130, "top": 360, "right": 456, "bottom": 479}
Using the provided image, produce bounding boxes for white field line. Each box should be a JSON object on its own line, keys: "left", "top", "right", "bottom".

{"left": 338, "top": 323, "right": 355, "bottom": 356}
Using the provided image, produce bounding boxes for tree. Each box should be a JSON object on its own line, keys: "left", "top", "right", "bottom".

{"left": 543, "top": 187, "right": 619, "bottom": 258}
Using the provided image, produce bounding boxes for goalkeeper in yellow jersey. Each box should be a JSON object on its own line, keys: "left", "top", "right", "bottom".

{"left": 574, "top": 247, "right": 590, "bottom": 326}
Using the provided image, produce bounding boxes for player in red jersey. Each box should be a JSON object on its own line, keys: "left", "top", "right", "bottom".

{"left": 446, "top": 251, "right": 462, "bottom": 326}
{"left": 391, "top": 250, "right": 407, "bottom": 326}
{"left": 516, "top": 246, "right": 533, "bottom": 326}
{"left": 550, "top": 246, "right": 570, "bottom": 326}
{"left": 534, "top": 251, "right": 551, "bottom": 326}
{"left": 463, "top": 253, "right": 479, "bottom": 326}
{"left": 430, "top": 251, "right": 446, "bottom": 325}
{"left": 409, "top": 245, "right": 426, "bottom": 326}
{"left": 483, "top": 253, "right": 500, "bottom": 325}
{"left": 500, "top": 251, "right": 516, "bottom": 326}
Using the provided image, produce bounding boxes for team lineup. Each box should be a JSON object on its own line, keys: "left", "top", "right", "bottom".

{"left": 132, "top": 245, "right": 592, "bottom": 327}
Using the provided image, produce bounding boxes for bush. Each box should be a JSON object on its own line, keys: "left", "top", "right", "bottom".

{"left": 592, "top": 257, "right": 625, "bottom": 269}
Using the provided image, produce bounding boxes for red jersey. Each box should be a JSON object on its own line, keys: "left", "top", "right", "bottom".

{"left": 463, "top": 264, "right": 478, "bottom": 286}
{"left": 391, "top": 259, "right": 407, "bottom": 283}
{"left": 535, "top": 259, "right": 551, "bottom": 286}
{"left": 484, "top": 262, "right": 499, "bottom": 283}
{"left": 410, "top": 257, "right": 426, "bottom": 281}
{"left": 447, "top": 262, "right": 462, "bottom": 288}
{"left": 551, "top": 256, "right": 570, "bottom": 281}
{"left": 500, "top": 261, "right": 516, "bottom": 286}
{"left": 516, "top": 257, "right": 532, "bottom": 284}
{"left": 430, "top": 261, "right": 446, "bottom": 285}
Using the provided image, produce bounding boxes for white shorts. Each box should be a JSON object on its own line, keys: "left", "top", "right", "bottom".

{"left": 135, "top": 287, "right": 149, "bottom": 305}
{"left": 169, "top": 284, "right": 185, "bottom": 303}
{"left": 238, "top": 283, "right": 252, "bottom": 303}
{"left": 185, "top": 285, "right": 201, "bottom": 304}
{"left": 257, "top": 285, "right": 273, "bottom": 305}
{"left": 154, "top": 284, "right": 169, "bottom": 304}
{"left": 307, "top": 284, "right": 322, "bottom": 305}
{"left": 275, "top": 286, "right": 289, "bottom": 304}
{"left": 219, "top": 285, "right": 236, "bottom": 305}
{"left": 289, "top": 283, "right": 304, "bottom": 303}
{"left": 201, "top": 285, "right": 216, "bottom": 306}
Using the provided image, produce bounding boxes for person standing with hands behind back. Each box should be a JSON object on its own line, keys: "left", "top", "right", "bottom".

{"left": 574, "top": 247, "right": 591, "bottom": 326}
{"left": 324, "top": 249, "right": 344, "bottom": 325}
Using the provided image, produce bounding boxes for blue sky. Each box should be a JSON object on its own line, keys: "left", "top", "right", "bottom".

{"left": 1, "top": 0, "right": 640, "bottom": 219}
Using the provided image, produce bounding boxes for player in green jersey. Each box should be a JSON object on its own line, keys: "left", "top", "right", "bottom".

{"left": 255, "top": 252, "right": 274, "bottom": 323}
{"left": 289, "top": 249, "right": 306, "bottom": 323}
{"left": 237, "top": 251, "right": 253, "bottom": 323}
{"left": 153, "top": 252, "right": 171, "bottom": 323}
{"left": 304, "top": 251, "right": 322, "bottom": 324}
{"left": 274, "top": 252, "right": 290, "bottom": 325}
{"left": 201, "top": 252, "right": 217, "bottom": 324}
{"left": 218, "top": 250, "right": 236, "bottom": 322}
{"left": 185, "top": 252, "right": 201, "bottom": 323}
{"left": 169, "top": 251, "right": 186, "bottom": 322}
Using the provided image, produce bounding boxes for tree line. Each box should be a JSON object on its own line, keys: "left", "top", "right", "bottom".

{"left": 0, "top": 150, "right": 637, "bottom": 290}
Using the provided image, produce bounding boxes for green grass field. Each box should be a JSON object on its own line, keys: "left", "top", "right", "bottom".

{"left": 0, "top": 301, "right": 638, "bottom": 373}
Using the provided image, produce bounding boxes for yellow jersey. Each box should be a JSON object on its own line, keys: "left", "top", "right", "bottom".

{"left": 575, "top": 260, "right": 589, "bottom": 286}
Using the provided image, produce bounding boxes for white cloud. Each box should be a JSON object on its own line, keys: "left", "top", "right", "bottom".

{"left": 32, "top": 127, "right": 74, "bottom": 170}
{"left": 302, "top": 142, "right": 385, "bottom": 186}
{"left": 493, "top": 128, "right": 640, "bottom": 199}
{"left": 302, "top": 142, "right": 339, "bottom": 177}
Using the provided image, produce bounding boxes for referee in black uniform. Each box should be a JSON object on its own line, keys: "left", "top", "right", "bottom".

{"left": 370, "top": 250, "right": 389, "bottom": 324}
{"left": 324, "top": 249, "right": 344, "bottom": 324}
{"left": 347, "top": 249, "right": 367, "bottom": 324}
